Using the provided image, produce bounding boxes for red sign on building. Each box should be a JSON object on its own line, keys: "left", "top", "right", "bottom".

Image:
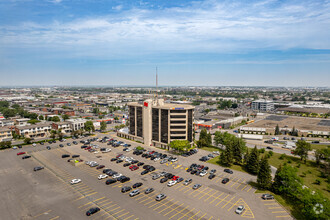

{"left": 144, "top": 102, "right": 148, "bottom": 107}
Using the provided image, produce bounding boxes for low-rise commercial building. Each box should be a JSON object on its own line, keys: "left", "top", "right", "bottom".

{"left": 67, "top": 119, "right": 86, "bottom": 131}
{"left": 15, "top": 123, "right": 52, "bottom": 138}
{"left": 0, "top": 127, "right": 12, "bottom": 142}
{"left": 251, "top": 100, "right": 274, "bottom": 112}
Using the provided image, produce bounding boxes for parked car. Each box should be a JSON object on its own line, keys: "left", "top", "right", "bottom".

{"left": 224, "top": 169, "right": 233, "bottom": 174}
{"left": 62, "top": 154, "right": 70, "bottom": 158}
{"left": 235, "top": 205, "right": 245, "bottom": 214}
{"left": 192, "top": 184, "right": 202, "bottom": 190}
{"left": 72, "top": 155, "right": 80, "bottom": 158}
{"left": 266, "top": 146, "right": 273, "bottom": 150}
{"left": 121, "top": 186, "right": 132, "bottom": 193}
{"left": 86, "top": 207, "right": 100, "bottom": 216}
{"left": 70, "top": 179, "right": 81, "bottom": 185}
{"left": 98, "top": 174, "right": 108, "bottom": 180}
{"left": 96, "top": 165, "right": 105, "bottom": 169}
{"left": 105, "top": 179, "right": 117, "bottom": 185}
{"left": 34, "top": 166, "right": 44, "bottom": 171}
{"left": 132, "top": 182, "right": 143, "bottom": 188}
{"left": 17, "top": 152, "right": 26, "bottom": 156}
{"left": 145, "top": 188, "right": 154, "bottom": 194}
{"left": 155, "top": 194, "right": 166, "bottom": 201}
{"left": 167, "top": 180, "right": 177, "bottom": 187}
{"left": 22, "top": 155, "right": 31, "bottom": 159}
{"left": 208, "top": 174, "right": 216, "bottom": 179}
{"left": 222, "top": 178, "right": 230, "bottom": 184}
{"left": 160, "top": 177, "right": 168, "bottom": 183}
{"left": 129, "top": 189, "right": 140, "bottom": 197}
{"left": 141, "top": 170, "right": 149, "bottom": 175}
{"left": 261, "top": 194, "right": 274, "bottom": 200}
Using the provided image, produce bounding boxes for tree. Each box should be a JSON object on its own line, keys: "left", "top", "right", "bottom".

{"left": 24, "top": 138, "right": 32, "bottom": 144}
{"left": 293, "top": 140, "right": 312, "bottom": 163}
{"left": 169, "top": 140, "right": 191, "bottom": 153}
{"left": 232, "top": 138, "right": 246, "bottom": 164}
{"left": 257, "top": 157, "right": 272, "bottom": 189}
{"left": 114, "top": 116, "right": 119, "bottom": 120}
{"left": 197, "top": 128, "right": 212, "bottom": 148}
{"left": 38, "top": 115, "right": 44, "bottom": 120}
{"left": 52, "top": 116, "right": 60, "bottom": 122}
{"left": 0, "top": 141, "right": 11, "bottom": 149}
{"left": 50, "top": 130, "right": 56, "bottom": 139}
{"left": 28, "top": 119, "right": 40, "bottom": 124}
{"left": 245, "top": 146, "right": 259, "bottom": 174}
{"left": 0, "top": 101, "right": 10, "bottom": 108}
{"left": 100, "top": 121, "right": 107, "bottom": 131}
{"left": 84, "top": 121, "right": 95, "bottom": 133}
{"left": 62, "top": 114, "right": 69, "bottom": 121}
{"left": 92, "top": 108, "right": 100, "bottom": 114}
{"left": 272, "top": 164, "right": 302, "bottom": 197}
{"left": 275, "top": 124, "right": 280, "bottom": 135}
{"left": 291, "top": 126, "right": 298, "bottom": 136}
{"left": 3, "top": 108, "right": 16, "bottom": 118}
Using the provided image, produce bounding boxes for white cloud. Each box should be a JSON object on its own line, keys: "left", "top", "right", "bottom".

{"left": 1, "top": 0, "right": 330, "bottom": 59}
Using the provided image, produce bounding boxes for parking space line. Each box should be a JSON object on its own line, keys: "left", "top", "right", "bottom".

{"left": 207, "top": 216, "right": 213, "bottom": 220}
{"left": 177, "top": 208, "right": 195, "bottom": 220}
{"left": 78, "top": 197, "right": 105, "bottom": 208}
{"left": 227, "top": 198, "right": 240, "bottom": 211}
{"left": 209, "top": 192, "right": 224, "bottom": 205}
{"left": 49, "top": 216, "right": 59, "bottom": 220}
{"left": 221, "top": 196, "right": 235, "bottom": 208}
{"left": 231, "top": 178, "right": 242, "bottom": 188}
{"left": 158, "top": 201, "right": 179, "bottom": 214}
{"left": 189, "top": 187, "right": 207, "bottom": 196}
{"left": 241, "top": 184, "right": 248, "bottom": 191}
{"left": 198, "top": 188, "right": 213, "bottom": 200}
{"left": 188, "top": 211, "right": 200, "bottom": 220}
{"left": 264, "top": 203, "right": 279, "bottom": 206}
{"left": 117, "top": 211, "right": 130, "bottom": 218}
{"left": 197, "top": 213, "right": 207, "bottom": 220}
{"left": 247, "top": 186, "right": 253, "bottom": 192}
{"left": 169, "top": 205, "right": 190, "bottom": 219}
{"left": 124, "top": 214, "right": 134, "bottom": 220}
{"left": 151, "top": 199, "right": 174, "bottom": 209}
{"left": 204, "top": 191, "right": 219, "bottom": 202}
{"left": 113, "top": 209, "right": 126, "bottom": 216}
{"left": 97, "top": 199, "right": 110, "bottom": 205}
{"left": 32, "top": 210, "right": 52, "bottom": 218}
{"left": 215, "top": 194, "right": 230, "bottom": 207}
{"left": 84, "top": 192, "right": 97, "bottom": 197}
{"left": 99, "top": 201, "right": 113, "bottom": 207}
{"left": 164, "top": 202, "right": 184, "bottom": 216}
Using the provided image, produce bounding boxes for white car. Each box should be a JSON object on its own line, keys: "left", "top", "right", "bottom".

{"left": 170, "top": 158, "right": 178, "bottom": 162}
{"left": 112, "top": 173, "right": 122, "bottom": 178}
{"left": 212, "top": 151, "right": 220, "bottom": 155}
{"left": 154, "top": 157, "right": 160, "bottom": 162}
{"left": 13, "top": 146, "right": 18, "bottom": 150}
{"left": 32, "top": 143, "right": 36, "bottom": 147}
{"left": 235, "top": 205, "right": 245, "bottom": 214}
{"left": 167, "top": 180, "right": 177, "bottom": 187}
{"left": 70, "top": 179, "right": 81, "bottom": 185}
{"left": 94, "top": 151, "right": 99, "bottom": 154}
{"left": 200, "top": 171, "right": 208, "bottom": 177}
{"left": 98, "top": 174, "right": 108, "bottom": 180}
{"left": 102, "top": 148, "right": 111, "bottom": 153}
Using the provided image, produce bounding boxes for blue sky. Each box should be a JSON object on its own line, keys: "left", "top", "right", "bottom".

{"left": 0, "top": 0, "right": 329, "bottom": 87}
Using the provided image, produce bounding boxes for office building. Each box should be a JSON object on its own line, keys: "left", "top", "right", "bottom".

{"left": 121, "top": 99, "right": 194, "bottom": 148}
{"left": 251, "top": 100, "right": 274, "bottom": 112}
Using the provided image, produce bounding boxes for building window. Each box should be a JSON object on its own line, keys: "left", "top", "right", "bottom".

{"left": 136, "top": 107, "right": 143, "bottom": 137}
{"left": 170, "top": 115, "right": 186, "bottom": 119}
{"left": 170, "top": 130, "right": 186, "bottom": 134}
{"left": 188, "top": 109, "right": 193, "bottom": 142}
{"left": 152, "top": 108, "right": 159, "bottom": 141}
{"left": 170, "top": 126, "right": 186, "bottom": 129}
{"left": 170, "top": 120, "right": 186, "bottom": 124}
{"left": 170, "top": 110, "right": 186, "bottom": 113}
{"left": 170, "top": 136, "right": 186, "bottom": 139}
{"left": 161, "top": 109, "right": 168, "bottom": 143}
{"left": 129, "top": 106, "right": 135, "bottom": 135}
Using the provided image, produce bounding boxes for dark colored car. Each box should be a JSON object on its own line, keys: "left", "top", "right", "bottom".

{"left": 59, "top": 144, "right": 64, "bottom": 148}
{"left": 224, "top": 169, "right": 233, "bottom": 174}
{"left": 121, "top": 186, "right": 132, "bottom": 193}
{"left": 137, "top": 162, "right": 144, "bottom": 166}
{"left": 266, "top": 147, "right": 273, "bottom": 150}
{"left": 132, "top": 182, "right": 143, "bottom": 188}
{"left": 160, "top": 177, "right": 168, "bottom": 183}
{"left": 72, "top": 155, "right": 80, "bottom": 158}
{"left": 46, "top": 146, "right": 51, "bottom": 150}
{"left": 116, "top": 159, "right": 124, "bottom": 163}
{"left": 120, "top": 177, "right": 130, "bottom": 183}
{"left": 222, "top": 178, "right": 230, "bottom": 184}
{"left": 141, "top": 170, "right": 149, "bottom": 175}
{"left": 191, "top": 170, "right": 197, "bottom": 175}
{"left": 208, "top": 174, "right": 216, "bottom": 179}
{"left": 67, "top": 143, "right": 71, "bottom": 146}
{"left": 62, "top": 154, "right": 70, "bottom": 158}
{"left": 148, "top": 166, "right": 155, "bottom": 172}
{"left": 105, "top": 179, "right": 117, "bottom": 185}
{"left": 22, "top": 155, "right": 31, "bottom": 159}
{"left": 86, "top": 207, "right": 100, "bottom": 216}
{"left": 96, "top": 165, "right": 105, "bottom": 169}
{"left": 34, "top": 166, "right": 44, "bottom": 171}
{"left": 143, "top": 165, "right": 150, "bottom": 169}
{"left": 111, "top": 158, "right": 117, "bottom": 161}
{"left": 40, "top": 142, "right": 44, "bottom": 145}
{"left": 103, "top": 169, "right": 111, "bottom": 173}
{"left": 123, "top": 163, "right": 131, "bottom": 167}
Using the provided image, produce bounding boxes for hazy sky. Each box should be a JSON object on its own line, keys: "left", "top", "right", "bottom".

{"left": 1, "top": 0, "right": 330, "bottom": 87}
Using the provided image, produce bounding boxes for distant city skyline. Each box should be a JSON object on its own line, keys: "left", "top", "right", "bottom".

{"left": 0, "top": 0, "right": 329, "bottom": 86}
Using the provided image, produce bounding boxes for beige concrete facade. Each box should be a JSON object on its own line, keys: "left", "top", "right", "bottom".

{"left": 127, "top": 99, "right": 194, "bottom": 148}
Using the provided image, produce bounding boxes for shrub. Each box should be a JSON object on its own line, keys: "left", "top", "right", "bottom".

{"left": 314, "top": 179, "right": 321, "bottom": 185}
{"left": 296, "top": 163, "right": 301, "bottom": 168}
{"left": 307, "top": 170, "right": 312, "bottom": 174}
{"left": 320, "top": 172, "right": 326, "bottom": 178}
{"left": 279, "top": 154, "right": 285, "bottom": 160}
{"left": 259, "top": 148, "right": 265, "bottom": 154}
{"left": 268, "top": 151, "right": 273, "bottom": 157}
{"left": 287, "top": 160, "right": 292, "bottom": 164}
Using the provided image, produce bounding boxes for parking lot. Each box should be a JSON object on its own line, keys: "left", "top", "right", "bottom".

{"left": 0, "top": 132, "right": 294, "bottom": 219}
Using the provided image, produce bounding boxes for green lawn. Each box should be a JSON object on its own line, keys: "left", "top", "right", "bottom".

{"left": 200, "top": 146, "right": 223, "bottom": 153}
{"left": 311, "top": 144, "right": 329, "bottom": 150}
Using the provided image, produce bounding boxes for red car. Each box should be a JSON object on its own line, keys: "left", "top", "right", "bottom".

{"left": 116, "top": 154, "right": 123, "bottom": 158}
{"left": 86, "top": 146, "right": 91, "bottom": 150}
{"left": 96, "top": 165, "right": 105, "bottom": 169}
{"left": 129, "top": 165, "right": 135, "bottom": 169}
{"left": 17, "top": 152, "right": 26, "bottom": 156}
{"left": 149, "top": 151, "right": 155, "bottom": 155}
{"left": 131, "top": 166, "right": 139, "bottom": 171}
{"left": 172, "top": 176, "right": 179, "bottom": 180}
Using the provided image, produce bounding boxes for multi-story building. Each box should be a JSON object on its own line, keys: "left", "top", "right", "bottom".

{"left": 0, "top": 127, "right": 12, "bottom": 142}
{"left": 67, "top": 118, "right": 86, "bottom": 131}
{"left": 15, "top": 123, "right": 52, "bottom": 138}
{"left": 251, "top": 100, "right": 274, "bottom": 112}
{"left": 52, "top": 122, "right": 72, "bottom": 133}
{"left": 121, "top": 99, "right": 194, "bottom": 149}
{"left": 0, "top": 120, "right": 14, "bottom": 127}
